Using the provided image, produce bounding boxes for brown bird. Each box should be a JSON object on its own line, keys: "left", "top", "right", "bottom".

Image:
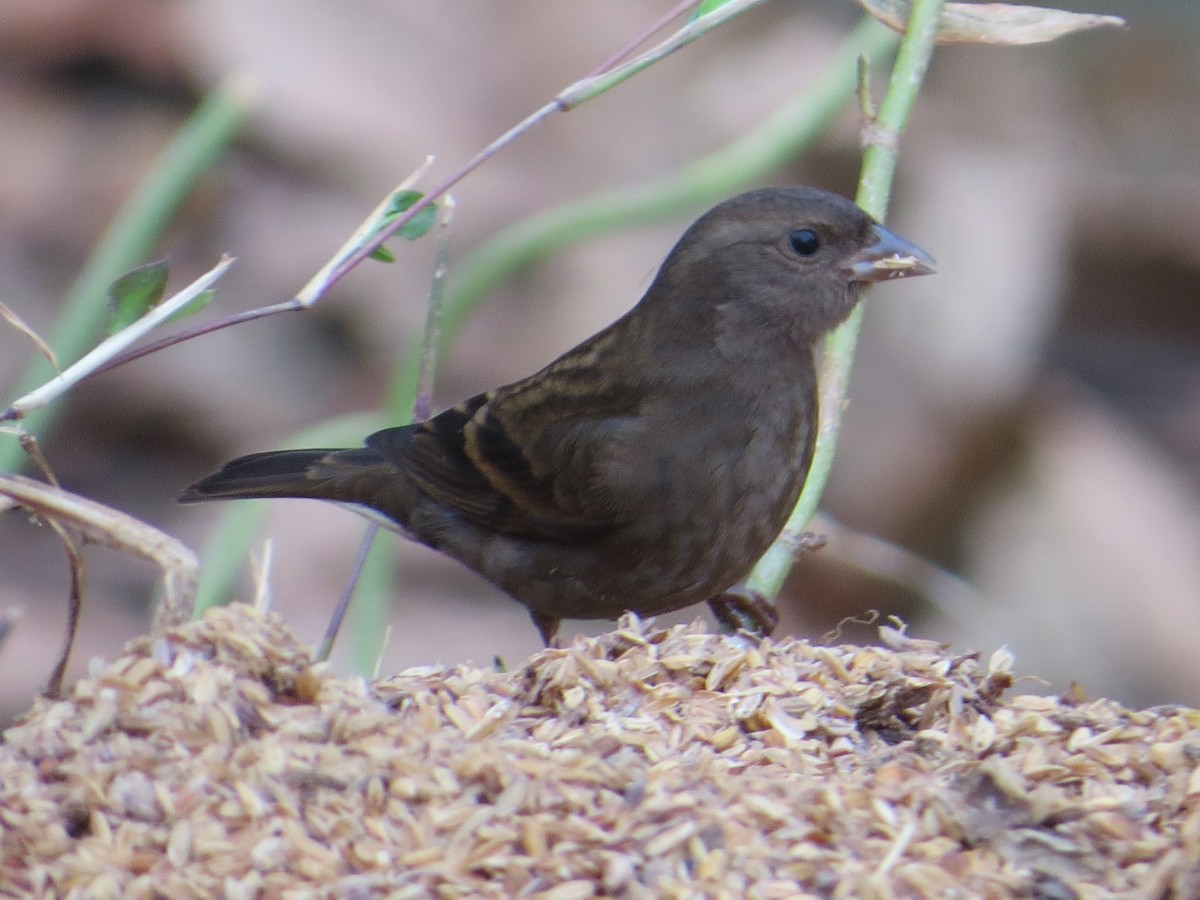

{"left": 180, "top": 187, "right": 935, "bottom": 645}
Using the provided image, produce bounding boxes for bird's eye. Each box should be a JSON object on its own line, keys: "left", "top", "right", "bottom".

{"left": 789, "top": 228, "right": 821, "bottom": 256}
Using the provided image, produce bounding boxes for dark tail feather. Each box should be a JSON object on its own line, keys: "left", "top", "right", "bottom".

{"left": 179, "top": 449, "right": 346, "bottom": 503}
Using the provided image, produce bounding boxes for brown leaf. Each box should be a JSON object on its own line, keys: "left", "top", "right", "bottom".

{"left": 858, "top": 1, "right": 1126, "bottom": 45}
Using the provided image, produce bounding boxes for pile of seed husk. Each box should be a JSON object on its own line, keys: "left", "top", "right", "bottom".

{"left": 1, "top": 604, "right": 1198, "bottom": 898}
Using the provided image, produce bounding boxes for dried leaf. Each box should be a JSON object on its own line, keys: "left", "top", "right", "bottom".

{"left": 858, "top": 1, "right": 1126, "bottom": 45}
{"left": 0, "top": 302, "right": 59, "bottom": 372}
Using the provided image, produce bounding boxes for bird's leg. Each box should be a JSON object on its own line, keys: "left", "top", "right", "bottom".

{"left": 529, "top": 610, "right": 562, "bottom": 648}
{"left": 707, "top": 531, "right": 827, "bottom": 637}
{"left": 707, "top": 587, "right": 779, "bottom": 638}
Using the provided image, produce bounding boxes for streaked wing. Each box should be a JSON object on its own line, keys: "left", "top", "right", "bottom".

{"left": 367, "top": 393, "right": 511, "bottom": 528}
{"left": 366, "top": 334, "right": 643, "bottom": 542}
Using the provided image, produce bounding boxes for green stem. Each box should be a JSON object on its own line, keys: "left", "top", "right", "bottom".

{"left": 339, "top": 200, "right": 457, "bottom": 674}
{"left": 0, "top": 78, "right": 254, "bottom": 472}
{"left": 747, "top": 0, "right": 945, "bottom": 599}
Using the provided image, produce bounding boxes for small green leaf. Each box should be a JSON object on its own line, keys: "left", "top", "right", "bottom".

{"left": 107, "top": 260, "right": 170, "bottom": 335}
{"left": 380, "top": 191, "right": 437, "bottom": 242}
{"left": 164, "top": 290, "right": 215, "bottom": 326}
{"left": 395, "top": 202, "right": 437, "bottom": 241}
{"left": 693, "top": 0, "right": 734, "bottom": 19}
{"left": 382, "top": 189, "right": 424, "bottom": 219}
{"left": 366, "top": 191, "right": 437, "bottom": 264}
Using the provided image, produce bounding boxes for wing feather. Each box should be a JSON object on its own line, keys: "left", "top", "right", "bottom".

{"left": 365, "top": 324, "right": 655, "bottom": 541}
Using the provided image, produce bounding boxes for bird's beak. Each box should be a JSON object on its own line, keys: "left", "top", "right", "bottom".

{"left": 842, "top": 223, "right": 937, "bottom": 283}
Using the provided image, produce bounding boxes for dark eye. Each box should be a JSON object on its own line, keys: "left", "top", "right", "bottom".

{"left": 789, "top": 228, "right": 821, "bottom": 256}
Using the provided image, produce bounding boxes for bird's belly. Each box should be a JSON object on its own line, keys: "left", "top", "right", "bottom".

{"left": 479, "top": 464, "right": 804, "bottom": 622}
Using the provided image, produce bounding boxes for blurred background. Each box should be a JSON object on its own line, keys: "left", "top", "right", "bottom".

{"left": 1, "top": 0, "right": 1196, "bottom": 723}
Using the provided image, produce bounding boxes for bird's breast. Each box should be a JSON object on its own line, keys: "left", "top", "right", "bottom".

{"left": 618, "top": 372, "right": 814, "bottom": 555}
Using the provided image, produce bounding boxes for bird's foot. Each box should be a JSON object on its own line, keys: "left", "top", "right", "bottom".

{"left": 707, "top": 587, "right": 779, "bottom": 638}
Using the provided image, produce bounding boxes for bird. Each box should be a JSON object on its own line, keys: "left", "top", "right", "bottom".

{"left": 180, "top": 186, "right": 935, "bottom": 645}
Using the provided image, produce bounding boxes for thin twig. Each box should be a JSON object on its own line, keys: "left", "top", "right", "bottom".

{"left": 317, "top": 196, "right": 459, "bottom": 666}
{"left": 0, "top": 474, "right": 199, "bottom": 634}
{"left": 42, "top": 516, "right": 84, "bottom": 699}
{"left": 413, "top": 195, "right": 457, "bottom": 423}
{"left": 19, "top": 432, "right": 60, "bottom": 487}
{"left": 295, "top": 159, "right": 436, "bottom": 306}
{"left": 3, "top": 256, "right": 235, "bottom": 421}
{"left": 318, "top": 524, "right": 377, "bottom": 664}
{"left": 0, "top": 77, "right": 253, "bottom": 472}
{"left": 326, "top": 103, "right": 560, "bottom": 292}
{"left": 87, "top": 299, "right": 305, "bottom": 380}
{"left": 13, "top": 434, "right": 83, "bottom": 697}
{"left": 584, "top": 0, "right": 701, "bottom": 78}
{"left": 89, "top": 161, "right": 438, "bottom": 379}
{"left": 556, "top": 0, "right": 764, "bottom": 109}
{"left": 319, "top": 0, "right": 773, "bottom": 293}
{"left": 0, "top": 302, "right": 59, "bottom": 372}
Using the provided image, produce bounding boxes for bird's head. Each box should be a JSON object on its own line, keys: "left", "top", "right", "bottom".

{"left": 652, "top": 186, "right": 936, "bottom": 346}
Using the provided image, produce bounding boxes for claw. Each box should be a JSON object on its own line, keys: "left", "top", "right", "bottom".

{"left": 707, "top": 587, "right": 779, "bottom": 638}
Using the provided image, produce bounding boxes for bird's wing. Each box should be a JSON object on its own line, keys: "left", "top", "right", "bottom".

{"left": 366, "top": 393, "right": 512, "bottom": 530}
{"left": 366, "top": 379, "right": 641, "bottom": 542}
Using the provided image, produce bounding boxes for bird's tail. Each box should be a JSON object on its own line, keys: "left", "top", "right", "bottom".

{"left": 179, "top": 448, "right": 378, "bottom": 503}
